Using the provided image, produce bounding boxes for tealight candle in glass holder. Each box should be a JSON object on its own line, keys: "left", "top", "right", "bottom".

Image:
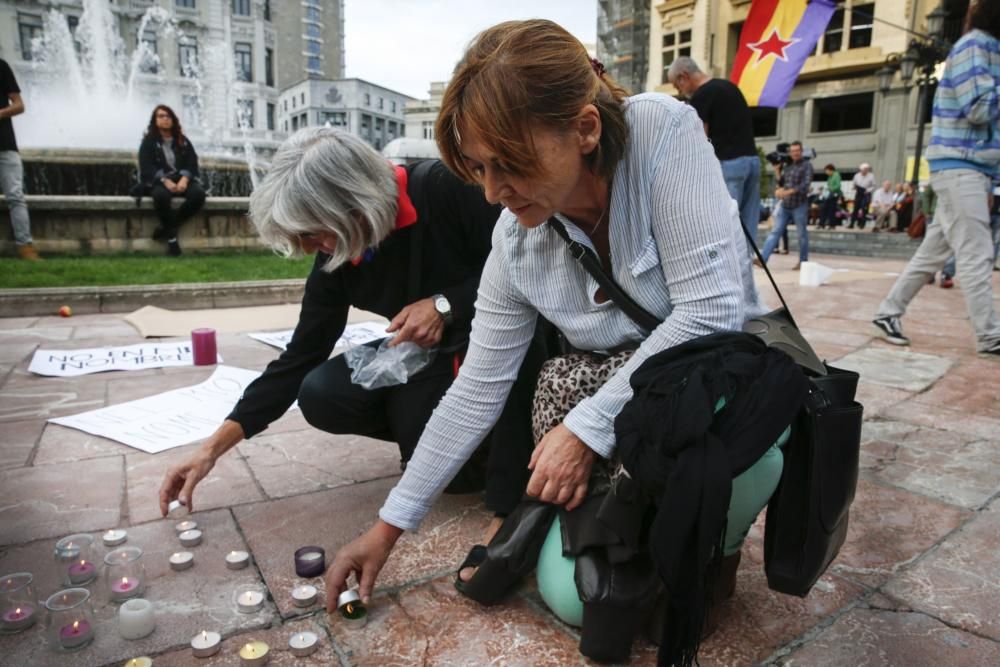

{"left": 337, "top": 589, "right": 368, "bottom": 629}
{"left": 1, "top": 572, "right": 39, "bottom": 634}
{"left": 104, "top": 546, "right": 145, "bottom": 603}
{"left": 54, "top": 534, "right": 98, "bottom": 587}
{"left": 45, "top": 588, "right": 95, "bottom": 652}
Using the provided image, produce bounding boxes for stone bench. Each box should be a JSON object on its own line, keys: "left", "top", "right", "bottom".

{"left": 0, "top": 195, "right": 265, "bottom": 255}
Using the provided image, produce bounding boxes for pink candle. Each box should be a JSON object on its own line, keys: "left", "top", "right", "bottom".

{"left": 1, "top": 604, "right": 35, "bottom": 631}
{"left": 191, "top": 328, "right": 217, "bottom": 366}
{"left": 67, "top": 560, "right": 96, "bottom": 585}
{"left": 110, "top": 576, "right": 139, "bottom": 601}
{"left": 59, "top": 619, "right": 94, "bottom": 649}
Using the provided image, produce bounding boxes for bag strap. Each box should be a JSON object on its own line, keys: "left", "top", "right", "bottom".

{"left": 548, "top": 214, "right": 801, "bottom": 331}
{"left": 548, "top": 217, "right": 662, "bottom": 331}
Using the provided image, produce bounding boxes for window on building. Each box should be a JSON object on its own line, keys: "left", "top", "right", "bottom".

{"left": 305, "top": 7, "right": 320, "bottom": 22}
{"left": 263, "top": 0, "right": 271, "bottom": 21}
{"left": 306, "top": 39, "right": 321, "bottom": 55}
{"left": 232, "top": 0, "right": 251, "bottom": 17}
{"left": 299, "top": 113, "right": 307, "bottom": 127}
{"left": 422, "top": 120, "right": 434, "bottom": 140}
{"left": 306, "top": 23, "right": 321, "bottom": 38}
{"left": 291, "top": 116, "right": 299, "bottom": 131}
{"left": 284, "top": 99, "right": 288, "bottom": 111}
{"left": 388, "top": 120, "right": 397, "bottom": 138}
{"left": 378, "top": 97, "right": 384, "bottom": 110}
{"left": 265, "top": 48, "right": 274, "bottom": 87}
{"left": 292, "top": 96, "right": 296, "bottom": 109}
{"left": 391, "top": 100, "right": 396, "bottom": 113}
{"left": 661, "top": 28, "right": 692, "bottom": 84}
{"left": 138, "top": 30, "right": 158, "bottom": 74}
{"left": 321, "top": 111, "right": 348, "bottom": 127}
{"left": 364, "top": 93, "right": 371, "bottom": 106}
{"left": 181, "top": 94, "right": 202, "bottom": 128}
{"left": 266, "top": 102, "right": 275, "bottom": 130}
{"left": 822, "top": 8, "right": 845, "bottom": 53}
{"left": 726, "top": 21, "right": 744, "bottom": 73}
{"left": 235, "top": 42, "right": 252, "bottom": 82}
{"left": 307, "top": 56, "right": 322, "bottom": 72}
{"left": 751, "top": 107, "right": 779, "bottom": 137}
{"left": 18, "top": 14, "right": 43, "bottom": 61}
{"left": 300, "top": 93, "right": 305, "bottom": 104}
{"left": 179, "top": 36, "right": 199, "bottom": 76}
{"left": 176, "top": 0, "right": 196, "bottom": 8}
{"left": 813, "top": 92, "right": 874, "bottom": 132}
{"left": 65, "top": 15, "right": 83, "bottom": 55}
{"left": 236, "top": 99, "right": 254, "bottom": 128}
{"left": 849, "top": 3, "right": 874, "bottom": 49}
{"left": 361, "top": 114, "right": 372, "bottom": 139}
{"left": 284, "top": 120, "right": 289, "bottom": 132}
{"left": 375, "top": 117, "right": 384, "bottom": 132}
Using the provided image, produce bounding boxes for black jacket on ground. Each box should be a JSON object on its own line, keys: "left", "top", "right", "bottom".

{"left": 137, "top": 133, "right": 200, "bottom": 187}
{"left": 228, "top": 160, "right": 501, "bottom": 438}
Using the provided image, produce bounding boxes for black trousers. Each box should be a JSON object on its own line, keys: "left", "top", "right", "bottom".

{"left": 850, "top": 190, "right": 870, "bottom": 229}
{"left": 297, "top": 335, "right": 546, "bottom": 515}
{"left": 150, "top": 180, "right": 206, "bottom": 233}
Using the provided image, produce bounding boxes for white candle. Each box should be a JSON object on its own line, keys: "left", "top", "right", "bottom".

{"left": 225, "top": 550, "right": 250, "bottom": 570}
{"left": 190, "top": 629, "right": 221, "bottom": 658}
{"left": 169, "top": 551, "right": 194, "bottom": 571}
{"left": 124, "top": 658, "right": 153, "bottom": 667}
{"left": 178, "top": 529, "right": 202, "bottom": 548}
{"left": 102, "top": 529, "right": 127, "bottom": 547}
{"left": 288, "top": 631, "right": 319, "bottom": 657}
{"left": 291, "top": 584, "right": 317, "bottom": 608}
{"left": 174, "top": 520, "right": 198, "bottom": 534}
{"left": 236, "top": 590, "right": 264, "bottom": 614}
{"left": 166, "top": 500, "right": 189, "bottom": 519}
{"left": 239, "top": 640, "right": 269, "bottom": 666}
{"left": 118, "top": 598, "right": 156, "bottom": 640}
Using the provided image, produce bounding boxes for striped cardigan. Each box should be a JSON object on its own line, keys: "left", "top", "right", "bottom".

{"left": 925, "top": 29, "right": 1000, "bottom": 178}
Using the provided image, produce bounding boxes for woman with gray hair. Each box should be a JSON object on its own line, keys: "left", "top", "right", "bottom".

{"left": 158, "top": 127, "right": 546, "bottom": 538}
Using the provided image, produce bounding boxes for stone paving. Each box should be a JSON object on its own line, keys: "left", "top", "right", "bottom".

{"left": 0, "top": 253, "right": 997, "bottom": 666}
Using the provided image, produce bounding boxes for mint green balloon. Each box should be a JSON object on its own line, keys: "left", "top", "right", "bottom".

{"left": 536, "top": 516, "right": 583, "bottom": 627}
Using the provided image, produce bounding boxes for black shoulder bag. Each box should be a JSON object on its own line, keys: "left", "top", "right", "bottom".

{"left": 548, "top": 216, "right": 863, "bottom": 597}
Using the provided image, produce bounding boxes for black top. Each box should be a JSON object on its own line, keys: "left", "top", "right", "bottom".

{"left": 228, "top": 160, "right": 502, "bottom": 438}
{"left": 138, "top": 133, "right": 200, "bottom": 186}
{"left": 688, "top": 79, "right": 757, "bottom": 161}
{"left": 0, "top": 59, "right": 20, "bottom": 152}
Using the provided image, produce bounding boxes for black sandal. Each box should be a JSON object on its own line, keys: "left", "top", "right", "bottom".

{"left": 454, "top": 544, "right": 488, "bottom": 591}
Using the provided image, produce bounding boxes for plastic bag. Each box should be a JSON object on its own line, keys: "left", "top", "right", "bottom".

{"left": 343, "top": 337, "right": 437, "bottom": 389}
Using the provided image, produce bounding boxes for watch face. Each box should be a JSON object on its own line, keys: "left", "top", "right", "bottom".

{"left": 435, "top": 297, "right": 449, "bottom": 313}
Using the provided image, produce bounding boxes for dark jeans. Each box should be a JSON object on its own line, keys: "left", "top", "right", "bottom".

{"left": 850, "top": 191, "right": 870, "bottom": 229}
{"left": 151, "top": 180, "right": 206, "bottom": 233}
{"left": 819, "top": 196, "right": 840, "bottom": 228}
{"left": 297, "top": 335, "right": 546, "bottom": 515}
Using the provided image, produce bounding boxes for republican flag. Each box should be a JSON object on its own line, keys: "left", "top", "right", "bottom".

{"left": 731, "top": 0, "right": 837, "bottom": 108}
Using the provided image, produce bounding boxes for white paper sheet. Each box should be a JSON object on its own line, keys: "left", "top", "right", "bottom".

{"left": 29, "top": 342, "right": 221, "bottom": 377}
{"left": 247, "top": 321, "right": 389, "bottom": 352}
{"left": 49, "top": 366, "right": 274, "bottom": 453}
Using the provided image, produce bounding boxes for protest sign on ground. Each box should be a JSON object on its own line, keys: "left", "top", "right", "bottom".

{"left": 29, "top": 342, "right": 221, "bottom": 377}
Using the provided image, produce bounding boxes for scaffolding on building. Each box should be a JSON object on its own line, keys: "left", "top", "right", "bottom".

{"left": 596, "top": 0, "right": 650, "bottom": 95}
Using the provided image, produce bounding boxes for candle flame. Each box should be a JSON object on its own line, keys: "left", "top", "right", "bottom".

{"left": 202, "top": 630, "right": 207, "bottom": 639}
{"left": 298, "top": 633, "right": 303, "bottom": 641}
{"left": 73, "top": 620, "right": 79, "bottom": 631}
{"left": 15, "top": 607, "right": 21, "bottom": 615}
{"left": 122, "top": 576, "right": 129, "bottom": 585}
{"left": 80, "top": 559, "right": 86, "bottom": 566}
{"left": 346, "top": 602, "right": 354, "bottom": 614}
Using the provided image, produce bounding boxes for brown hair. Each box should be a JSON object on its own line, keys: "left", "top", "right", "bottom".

{"left": 145, "top": 104, "right": 186, "bottom": 147}
{"left": 436, "top": 19, "right": 629, "bottom": 184}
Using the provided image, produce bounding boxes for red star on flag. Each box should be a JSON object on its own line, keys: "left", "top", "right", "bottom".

{"left": 748, "top": 29, "right": 800, "bottom": 65}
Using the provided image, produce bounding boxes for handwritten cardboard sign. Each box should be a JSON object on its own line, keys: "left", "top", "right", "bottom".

{"left": 247, "top": 321, "right": 388, "bottom": 352}
{"left": 29, "top": 341, "right": 221, "bottom": 377}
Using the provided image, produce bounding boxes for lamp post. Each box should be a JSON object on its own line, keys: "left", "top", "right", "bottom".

{"left": 877, "top": 4, "right": 951, "bottom": 188}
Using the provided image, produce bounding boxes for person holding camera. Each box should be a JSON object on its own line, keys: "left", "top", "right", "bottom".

{"left": 758, "top": 141, "right": 813, "bottom": 269}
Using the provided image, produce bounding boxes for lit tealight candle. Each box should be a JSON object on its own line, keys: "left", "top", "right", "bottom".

{"left": 238, "top": 640, "right": 270, "bottom": 665}
{"left": 1, "top": 604, "right": 36, "bottom": 632}
{"left": 67, "top": 559, "right": 97, "bottom": 585}
{"left": 103, "top": 529, "right": 128, "bottom": 547}
{"left": 169, "top": 551, "right": 194, "bottom": 572}
{"left": 178, "top": 529, "right": 203, "bottom": 548}
{"left": 110, "top": 576, "right": 140, "bottom": 602}
{"left": 291, "top": 584, "right": 318, "bottom": 608}
{"left": 166, "top": 500, "right": 189, "bottom": 519}
{"left": 225, "top": 550, "right": 250, "bottom": 570}
{"left": 59, "top": 618, "right": 94, "bottom": 650}
{"left": 337, "top": 589, "right": 368, "bottom": 629}
{"left": 288, "top": 630, "right": 319, "bottom": 657}
{"left": 124, "top": 658, "right": 153, "bottom": 667}
{"left": 236, "top": 590, "right": 264, "bottom": 614}
{"left": 174, "top": 520, "right": 198, "bottom": 534}
{"left": 190, "top": 629, "right": 222, "bottom": 658}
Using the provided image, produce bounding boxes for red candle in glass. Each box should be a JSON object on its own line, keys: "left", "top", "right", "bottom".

{"left": 191, "top": 328, "right": 217, "bottom": 366}
{"left": 67, "top": 560, "right": 96, "bottom": 585}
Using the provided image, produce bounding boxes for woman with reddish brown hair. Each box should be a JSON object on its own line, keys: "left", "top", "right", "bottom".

{"left": 327, "top": 19, "right": 784, "bottom": 664}
{"left": 137, "top": 104, "right": 205, "bottom": 256}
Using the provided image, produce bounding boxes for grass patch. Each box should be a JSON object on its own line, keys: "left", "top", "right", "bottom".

{"left": 0, "top": 252, "right": 315, "bottom": 289}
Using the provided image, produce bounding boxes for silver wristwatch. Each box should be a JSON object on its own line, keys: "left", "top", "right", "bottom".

{"left": 432, "top": 293, "right": 453, "bottom": 325}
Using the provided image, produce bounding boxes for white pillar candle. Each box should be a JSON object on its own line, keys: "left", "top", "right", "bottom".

{"left": 102, "top": 529, "right": 127, "bottom": 547}
{"left": 118, "top": 598, "right": 156, "bottom": 640}
{"left": 291, "top": 584, "right": 318, "bottom": 608}
{"left": 169, "top": 552, "right": 194, "bottom": 571}
{"left": 239, "top": 640, "right": 269, "bottom": 665}
{"left": 178, "top": 530, "right": 202, "bottom": 548}
{"left": 190, "top": 630, "right": 221, "bottom": 658}
{"left": 236, "top": 590, "right": 264, "bottom": 614}
{"left": 225, "top": 550, "right": 250, "bottom": 570}
{"left": 174, "top": 520, "right": 198, "bottom": 534}
{"left": 166, "top": 500, "right": 189, "bottom": 519}
{"left": 288, "top": 631, "right": 318, "bottom": 657}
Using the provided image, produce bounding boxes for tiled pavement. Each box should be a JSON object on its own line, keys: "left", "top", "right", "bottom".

{"left": 0, "top": 253, "right": 997, "bottom": 666}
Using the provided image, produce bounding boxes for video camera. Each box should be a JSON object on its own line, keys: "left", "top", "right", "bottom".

{"left": 765, "top": 142, "right": 817, "bottom": 166}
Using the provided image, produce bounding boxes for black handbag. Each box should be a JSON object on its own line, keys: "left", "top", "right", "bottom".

{"left": 548, "top": 216, "right": 863, "bottom": 597}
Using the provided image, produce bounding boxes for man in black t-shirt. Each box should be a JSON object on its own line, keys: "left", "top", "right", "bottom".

{"left": 0, "top": 59, "right": 39, "bottom": 260}
{"left": 668, "top": 57, "right": 759, "bottom": 252}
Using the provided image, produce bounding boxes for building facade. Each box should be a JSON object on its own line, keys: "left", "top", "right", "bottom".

{"left": 645, "top": 0, "right": 968, "bottom": 185}
{"left": 0, "top": 0, "right": 345, "bottom": 154}
{"left": 403, "top": 81, "right": 447, "bottom": 142}
{"left": 277, "top": 78, "right": 412, "bottom": 151}
{"left": 597, "top": 0, "right": 650, "bottom": 95}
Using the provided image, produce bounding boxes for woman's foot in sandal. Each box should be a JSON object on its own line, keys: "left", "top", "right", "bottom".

{"left": 458, "top": 516, "right": 505, "bottom": 583}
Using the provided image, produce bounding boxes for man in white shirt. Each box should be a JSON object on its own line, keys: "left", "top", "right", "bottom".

{"left": 871, "top": 180, "right": 898, "bottom": 231}
{"left": 849, "top": 163, "right": 876, "bottom": 229}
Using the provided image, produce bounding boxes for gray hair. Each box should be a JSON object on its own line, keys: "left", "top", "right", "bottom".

{"left": 249, "top": 127, "right": 397, "bottom": 272}
{"left": 667, "top": 56, "right": 703, "bottom": 83}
